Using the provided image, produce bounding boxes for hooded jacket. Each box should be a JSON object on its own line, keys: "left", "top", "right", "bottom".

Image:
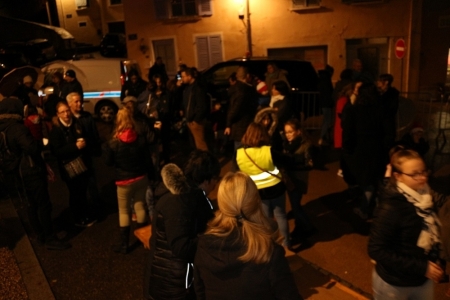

{"left": 103, "top": 128, "right": 150, "bottom": 181}
{"left": 146, "top": 163, "right": 214, "bottom": 300}
{"left": 194, "top": 230, "right": 302, "bottom": 300}
{"left": 368, "top": 182, "right": 449, "bottom": 287}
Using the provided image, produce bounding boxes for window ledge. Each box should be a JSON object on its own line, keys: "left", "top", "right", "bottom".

{"left": 290, "top": 5, "right": 322, "bottom": 11}
{"left": 161, "top": 16, "right": 202, "bottom": 23}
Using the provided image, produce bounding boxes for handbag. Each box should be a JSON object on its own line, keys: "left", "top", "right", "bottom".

{"left": 134, "top": 225, "right": 151, "bottom": 249}
{"left": 63, "top": 156, "right": 87, "bottom": 178}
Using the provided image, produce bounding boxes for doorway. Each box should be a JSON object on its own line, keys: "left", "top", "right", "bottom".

{"left": 152, "top": 38, "right": 176, "bottom": 76}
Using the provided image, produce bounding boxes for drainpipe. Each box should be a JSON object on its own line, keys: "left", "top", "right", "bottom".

{"left": 246, "top": 0, "right": 252, "bottom": 56}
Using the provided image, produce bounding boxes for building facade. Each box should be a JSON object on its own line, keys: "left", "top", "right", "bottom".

{"left": 55, "top": 0, "right": 125, "bottom": 45}
{"left": 121, "top": 0, "right": 429, "bottom": 91}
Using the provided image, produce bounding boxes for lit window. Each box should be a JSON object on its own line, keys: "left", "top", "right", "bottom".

{"left": 292, "top": 0, "right": 321, "bottom": 9}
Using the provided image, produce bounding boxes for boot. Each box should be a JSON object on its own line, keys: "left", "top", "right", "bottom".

{"left": 112, "top": 226, "right": 130, "bottom": 254}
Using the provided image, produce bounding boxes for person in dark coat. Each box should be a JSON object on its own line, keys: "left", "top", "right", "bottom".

{"left": 60, "top": 69, "right": 84, "bottom": 101}
{"left": 224, "top": 66, "right": 258, "bottom": 150}
{"left": 181, "top": 67, "right": 209, "bottom": 151}
{"left": 377, "top": 73, "right": 399, "bottom": 159}
{"left": 194, "top": 172, "right": 302, "bottom": 300}
{"left": 283, "top": 119, "right": 315, "bottom": 241}
{"left": 0, "top": 97, "right": 69, "bottom": 250}
{"left": 341, "top": 83, "right": 385, "bottom": 219}
{"left": 49, "top": 101, "right": 96, "bottom": 227}
{"left": 318, "top": 65, "right": 334, "bottom": 146}
{"left": 148, "top": 56, "right": 168, "bottom": 84}
{"left": 254, "top": 107, "right": 283, "bottom": 152}
{"left": 50, "top": 71, "right": 65, "bottom": 99}
{"left": 333, "top": 68, "right": 353, "bottom": 102}
{"left": 13, "top": 75, "right": 38, "bottom": 106}
{"left": 271, "top": 80, "right": 295, "bottom": 131}
{"left": 67, "top": 92, "right": 102, "bottom": 213}
{"left": 369, "top": 149, "right": 449, "bottom": 299}
{"left": 144, "top": 150, "right": 220, "bottom": 300}
{"left": 120, "top": 69, "right": 148, "bottom": 101}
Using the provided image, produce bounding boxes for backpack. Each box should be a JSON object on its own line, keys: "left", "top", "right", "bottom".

{"left": 0, "top": 125, "right": 20, "bottom": 173}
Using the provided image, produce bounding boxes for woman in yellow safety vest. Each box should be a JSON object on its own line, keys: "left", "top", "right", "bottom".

{"left": 235, "top": 122, "right": 292, "bottom": 248}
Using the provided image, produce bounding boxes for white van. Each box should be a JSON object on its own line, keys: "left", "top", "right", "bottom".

{"left": 41, "top": 58, "right": 140, "bottom": 122}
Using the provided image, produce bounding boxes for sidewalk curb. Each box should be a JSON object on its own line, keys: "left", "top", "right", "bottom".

{"left": 0, "top": 198, "right": 55, "bottom": 300}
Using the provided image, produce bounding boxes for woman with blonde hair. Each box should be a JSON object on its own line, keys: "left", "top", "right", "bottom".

{"left": 103, "top": 108, "right": 153, "bottom": 253}
{"left": 194, "top": 172, "right": 302, "bottom": 300}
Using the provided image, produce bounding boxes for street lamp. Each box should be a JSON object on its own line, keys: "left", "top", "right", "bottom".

{"left": 235, "top": 0, "right": 252, "bottom": 57}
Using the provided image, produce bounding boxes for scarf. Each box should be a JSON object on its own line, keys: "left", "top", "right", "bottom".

{"left": 269, "top": 94, "right": 284, "bottom": 108}
{"left": 397, "top": 182, "right": 441, "bottom": 254}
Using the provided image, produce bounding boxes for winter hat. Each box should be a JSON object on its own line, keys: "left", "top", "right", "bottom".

{"left": 65, "top": 69, "right": 76, "bottom": 78}
{"left": 256, "top": 80, "right": 268, "bottom": 95}
{"left": 0, "top": 97, "right": 24, "bottom": 117}
{"left": 122, "top": 96, "right": 137, "bottom": 104}
{"left": 23, "top": 75, "right": 33, "bottom": 84}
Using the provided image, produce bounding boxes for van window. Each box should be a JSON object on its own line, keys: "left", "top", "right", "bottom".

{"left": 211, "top": 65, "right": 239, "bottom": 84}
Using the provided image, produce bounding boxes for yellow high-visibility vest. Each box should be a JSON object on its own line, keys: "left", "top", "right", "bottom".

{"left": 236, "top": 146, "right": 281, "bottom": 189}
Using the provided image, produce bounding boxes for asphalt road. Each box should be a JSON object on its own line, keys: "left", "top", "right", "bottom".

{"left": 12, "top": 120, "right": 450, "bottom": 300}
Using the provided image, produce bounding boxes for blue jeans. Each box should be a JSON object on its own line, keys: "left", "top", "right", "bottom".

{"left": 372, "top": 269, "right": 433, "bottom": 300}
{"left": 261, "top": 193, "right": 290, "bottom": 247}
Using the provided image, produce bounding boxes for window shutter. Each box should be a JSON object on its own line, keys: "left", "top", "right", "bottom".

{"left": 154, "top": 0, "right": 169, "bottom": 19}
{"left": 208, "top": 35, "right": 223, "bottom": 66}
{"left": 198, "top": 0, "right": 212, "bottom": 16}
{"left": 196, "top": 36, "right": 210, "bottom": 71}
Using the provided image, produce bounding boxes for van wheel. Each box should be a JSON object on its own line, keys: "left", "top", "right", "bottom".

{"left": 98, "top": 103, "right": 116, "bottom": 123}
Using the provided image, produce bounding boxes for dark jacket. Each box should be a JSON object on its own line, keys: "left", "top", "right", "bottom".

{"left": 76, "top": 111, "right": 101, "bottom": 157}
{"left": 49, "top": 117, "right": 87, "bottom": 180}
{"left": 368, "top": 183, "right": 449, "bottom": 287}
{"left": 379, "top": 87, "right": 399, "bottom": 149}
{"left": 103, "top": 128, "right": 150, "bottom": 181}
{"left": 182, "top": 81, "right": 208, "bottom": 123}
{"left": 0, "top": 97, "right": 43, "bottom": 174}
{"left": 318, "top": 70, "right": 334, "bottom": 109}
{"left": 120, "top": 77, "right": 147, "bottom": 101}
{"left": 341, "top": 101, "right": 385, "bottom": 186}
{"left": 273, "top": 95, "right": 295, "bottom": 131}
{"left": 146, "top": 164, "right": 214, "bottom": 300}
{"left": 226, "top": 80, "right": 257, "bottom": 142}
{"left": 194, "top": 230, "right": 302, "bottom": 300}
{"left": 60, "top": 79, "right": 84, "bottom": 101}
{"left": 283, "top": 136, "right": 313, "bottom": 195}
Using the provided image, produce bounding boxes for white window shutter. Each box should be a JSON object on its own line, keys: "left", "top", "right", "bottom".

{"left": 198, "top": 0, "right": 212, "bottom": 16}
{"left": 196, "top": 36, "right": 210, "bottom": 71}
{"left": 154, "top": 0, "right": 169, "bottom": 19}
{"left": 208, "top": 35, "right": 223, "bottom": 65}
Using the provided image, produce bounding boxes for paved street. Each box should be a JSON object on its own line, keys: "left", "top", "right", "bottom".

{"left": 2, "top": 120, "right": 450, "bottom": 299}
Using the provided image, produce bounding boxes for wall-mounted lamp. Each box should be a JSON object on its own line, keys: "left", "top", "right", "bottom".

{"left": 238, "top": 4, "right": 244, "bottom": 19}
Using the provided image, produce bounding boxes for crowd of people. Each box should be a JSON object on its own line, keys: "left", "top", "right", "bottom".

{"left": 1, "top": 57, "right": 450, "bottom": 299}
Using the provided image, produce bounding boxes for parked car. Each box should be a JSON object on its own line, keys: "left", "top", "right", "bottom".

{"left": 0, "top": 39, "right": 57, "bottom": 67}
{"left": 41, "top": 58, "right": 140, "bottom": 122}
{"left": 201, "top": 57, "right": 319, "bottom": 116}
{"left": 100, "top": 33, "right": 127, "bottom": 58}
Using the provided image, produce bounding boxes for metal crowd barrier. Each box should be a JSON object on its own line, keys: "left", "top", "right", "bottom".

{"left": 291, "top": 92, "right": 321, "bottom": 130}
